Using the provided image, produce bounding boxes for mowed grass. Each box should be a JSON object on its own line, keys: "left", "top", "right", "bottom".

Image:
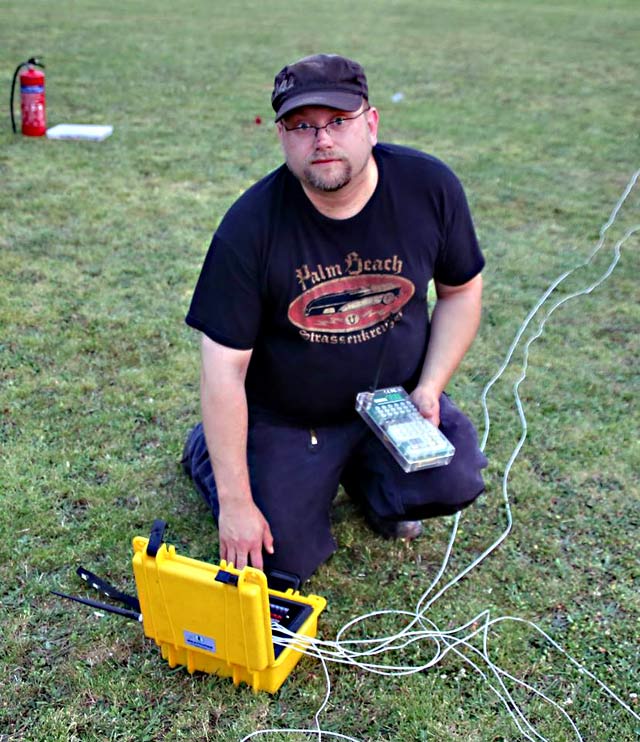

{"left": 1, "top": 1, "right": 639, "bottom": 740}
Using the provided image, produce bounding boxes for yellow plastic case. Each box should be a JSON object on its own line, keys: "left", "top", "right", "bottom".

{"left": 131, "top": 536, "right": 326, "bottom": 693}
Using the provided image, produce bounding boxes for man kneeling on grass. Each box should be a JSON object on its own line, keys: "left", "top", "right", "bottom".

{"left": 182, "top": 53, "right": 487, "bottom": 582}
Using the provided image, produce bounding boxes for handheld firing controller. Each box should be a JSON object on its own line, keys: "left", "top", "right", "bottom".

{"left": 356, "top": 386, "right": 455, "bottom": 473}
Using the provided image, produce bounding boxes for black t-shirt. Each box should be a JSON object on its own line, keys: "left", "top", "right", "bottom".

{"left": 186, "top": 143, "right": 484, "bottom": 425}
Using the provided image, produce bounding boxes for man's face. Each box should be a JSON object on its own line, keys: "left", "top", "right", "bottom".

{"left": 277, "top": 104, "right": 379, "bottom": 193}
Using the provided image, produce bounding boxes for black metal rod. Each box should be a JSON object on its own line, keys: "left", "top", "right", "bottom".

{"left": 76, "top": 566, "right": 141, "bottom": 612}
{"left": 51, "top": 590, "right": 142, "bottom": 622}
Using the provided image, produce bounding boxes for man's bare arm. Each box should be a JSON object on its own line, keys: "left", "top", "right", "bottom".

{"left": 411, "top": 273, "right": 483, "bottom": 427}
{"left": 200, "top": 334, "right": 274, "bottom": 570}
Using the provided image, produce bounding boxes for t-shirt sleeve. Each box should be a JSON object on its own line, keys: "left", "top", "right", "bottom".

{"left": 433, "top": 176, "right": 485, "bottom": 286}
{"left": 185, "top": 231, "right": 262, "bottom": 350}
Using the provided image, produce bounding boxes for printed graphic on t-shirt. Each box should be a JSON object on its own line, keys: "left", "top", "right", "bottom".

{"left": 288, "top": 250, "right": 415, "bottom": 343}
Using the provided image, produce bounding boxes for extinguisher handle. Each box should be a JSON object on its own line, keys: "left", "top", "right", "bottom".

{"left": 9, "top": 57, "right": 45, "bottom": 134}
{"left": 9, "top": 63, "right": 23, "bottom": 134}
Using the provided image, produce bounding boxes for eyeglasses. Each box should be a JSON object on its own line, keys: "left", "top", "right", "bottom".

{"left": 281, "top": 107, "right": 371, "bottom": 140}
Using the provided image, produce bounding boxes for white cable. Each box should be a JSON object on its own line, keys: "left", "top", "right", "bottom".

{"left": 480, "top": 167, "right": 640, "bottom": 453}
{"left": 243, "top": 169, "right": 639, "bottom": 741}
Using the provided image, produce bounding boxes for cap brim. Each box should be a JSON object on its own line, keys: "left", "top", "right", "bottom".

{"left": 275, "top": 91, "right": 364, "bottom": 121}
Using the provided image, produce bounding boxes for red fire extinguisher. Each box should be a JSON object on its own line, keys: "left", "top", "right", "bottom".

{"left": 10, "top": 57, "right": 47, "bottom": 136}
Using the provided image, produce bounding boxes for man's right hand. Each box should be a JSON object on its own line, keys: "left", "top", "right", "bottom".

{"left": 199, "top": 335, "right": 271, "bottom": 571}
{"left": 218, "top": 499, "right": 274, "bottom": 572}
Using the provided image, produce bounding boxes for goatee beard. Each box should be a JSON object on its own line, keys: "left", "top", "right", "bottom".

{"left": 303, "top": 159, "right": 353, "bottom": 192}
{"left": 305, "top": 168, "right": 351, "bottom": 193}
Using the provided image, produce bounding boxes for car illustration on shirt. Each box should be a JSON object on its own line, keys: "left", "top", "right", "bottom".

{"left": 304, "top": 284, "right": 402, "bottom": 316}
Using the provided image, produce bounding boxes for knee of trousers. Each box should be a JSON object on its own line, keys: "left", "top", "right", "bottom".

{"left": 398, "top": 439, "right": 488, "bottom": 519}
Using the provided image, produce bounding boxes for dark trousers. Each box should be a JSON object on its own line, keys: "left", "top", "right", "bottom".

{"left": 182, "top": 394, "right": 487, "bottom": 582}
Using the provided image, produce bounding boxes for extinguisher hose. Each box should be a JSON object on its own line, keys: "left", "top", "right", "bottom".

{"left": 10, "top": 57, "right": 45, "bottom": 134}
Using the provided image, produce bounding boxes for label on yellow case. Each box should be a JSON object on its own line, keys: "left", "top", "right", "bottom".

{"left": 184, "top": 630, "right": 216, "bottom": 653}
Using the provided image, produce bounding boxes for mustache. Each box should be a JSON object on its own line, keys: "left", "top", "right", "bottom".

{"left": 307, "top": 148, "right": 347, "bottom": 163}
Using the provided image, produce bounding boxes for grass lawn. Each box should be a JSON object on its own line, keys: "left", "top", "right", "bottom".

{"left": 1, "top": 1, "right": 639, "bottom": 740}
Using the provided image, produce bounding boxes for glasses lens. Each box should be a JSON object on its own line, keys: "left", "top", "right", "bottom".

{"left": 293, "top": 127, "right": 316, "bottom": 139}
{"left": 326, "top": 119, "right": 346, "bottom": 135}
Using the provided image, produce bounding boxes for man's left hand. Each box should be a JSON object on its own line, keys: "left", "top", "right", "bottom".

{"left": 410, "top": 385, "right": 441, "bottom": 428}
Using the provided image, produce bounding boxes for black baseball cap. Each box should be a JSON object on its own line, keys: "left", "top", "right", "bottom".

{"left": 271, "top": 54, "right": 368, "bottom": 121}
